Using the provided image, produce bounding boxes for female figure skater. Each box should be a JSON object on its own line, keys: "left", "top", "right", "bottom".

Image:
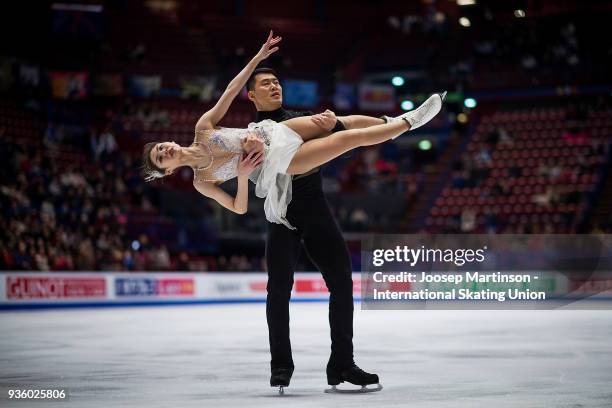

{"left": 142, "top": 31, "right": 444, "bottom": 230}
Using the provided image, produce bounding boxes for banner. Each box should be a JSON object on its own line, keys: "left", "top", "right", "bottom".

{"left": 115, "top": 277, "right": 194, "bottom": 297}
{"left": 128, "top": 75, "right": 161, "bottom": 97}
{"left": 1, "top": 269, "right": 608, "bottom": 309}
{"left": 333, "top": 83, "right": 356, "bottom": 110}
{"left": 179, "top": 76, "right": 216, "bottom": 101}
{"left": 6, "top": 276, "right": 106, "bottom": 300}
{"left": 0, "top": 272, "right": 362, "bottom": 307}
{"left": 358, "top": 83, "right": 395, "bottom": 111}
{"left": 283, "top": 79, "right": 318, "bottom": 108}
{"left": 49, "top": 71, "right": 88, "bottom": 100}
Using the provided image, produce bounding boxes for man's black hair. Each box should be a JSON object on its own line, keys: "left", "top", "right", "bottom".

{"left": 246, "top": 67, "right": 278, "bottom": 91}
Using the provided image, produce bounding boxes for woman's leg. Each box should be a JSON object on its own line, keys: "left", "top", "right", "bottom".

{"left": 283, "top": 92, "right": 446, "bottom": 145}
{"left": 285, "top": 120, "right": 410, "bottom": 175}
{"left": 282, "top": 115, "right": 387, "bottom": 143}
{"left": 339, "top": 115, "right": 385, "bottom": 130}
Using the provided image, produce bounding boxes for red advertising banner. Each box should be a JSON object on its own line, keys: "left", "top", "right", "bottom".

{"left": 294, "top": 276, "right": 368, "bottom": 295}
{"left": 157, "top": 278, "right": 194, "bottom": 296}
{"left": 7, "top": 277, "right": 106, "bottom": 299}
{"left": 358, "top": 84, "right": 395, "bottom": 111}
{"left": 294, "top": 278, "right": 328, "bottom": 293}
{"left": 249, "top": 281, "right": 267, "bottom": 292}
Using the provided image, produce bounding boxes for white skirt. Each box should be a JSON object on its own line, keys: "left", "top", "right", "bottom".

{"left": 247, "top": 120, "right": 303, "bottom": 229}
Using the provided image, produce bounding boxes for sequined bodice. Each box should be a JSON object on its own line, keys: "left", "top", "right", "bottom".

{"left": 192, "top": 124, "right": 271, "bottom": 183}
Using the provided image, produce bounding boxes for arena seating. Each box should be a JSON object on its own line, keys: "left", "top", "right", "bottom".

{"left": 425, "top": 104, "right": 611, "bottom": 233}
{"left": 2, "top": 1, "right": 611, "bottom": 272}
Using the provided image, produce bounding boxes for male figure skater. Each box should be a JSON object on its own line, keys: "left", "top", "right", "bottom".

{"left": 246, "top": 67, "right": 382, "bottom": 391}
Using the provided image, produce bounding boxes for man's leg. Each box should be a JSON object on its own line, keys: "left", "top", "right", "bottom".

{"left": 300, "top": 198, "right": 381, "bottom": 387}
{"left": 266, "top": 221, "right": 302, "bottom": 371}
{"left": 300, "top": 197, "right": 354, "bottom": 369}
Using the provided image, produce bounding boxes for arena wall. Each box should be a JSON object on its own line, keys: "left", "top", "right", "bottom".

{"left": 1, "top": 272, "right": 609, "bottom": 310}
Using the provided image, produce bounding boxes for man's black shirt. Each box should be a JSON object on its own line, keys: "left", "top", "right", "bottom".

{"left": 255, "top": 107, "right": 314, "bottom": 123}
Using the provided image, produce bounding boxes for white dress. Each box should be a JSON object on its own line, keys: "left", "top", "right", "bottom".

{"left": 193, "top": 119, "right": 303, "bottom": 229}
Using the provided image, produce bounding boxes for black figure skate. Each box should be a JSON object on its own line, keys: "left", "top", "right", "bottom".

{"left": 325, "top": 363, "right": 383, "bottom": 393}
{"left": 270, "top": 367, "right": 294, "bottom": 395}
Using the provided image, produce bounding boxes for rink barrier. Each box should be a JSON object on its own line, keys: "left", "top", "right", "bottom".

{"left": 0, "top": 272, "right": 361, "bottom": 310}
{"left": 0, "top": 298, "right": 337, "bottom": 310}
{"left": 1, "top": 272, "right": 610, "bottom": 310}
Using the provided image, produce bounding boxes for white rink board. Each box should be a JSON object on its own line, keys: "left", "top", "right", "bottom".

{"left": 1, "top": 271, "right": 609, "bottom": 309}
{"left": 0, "top": 272, "right": 355, "bottom": 307}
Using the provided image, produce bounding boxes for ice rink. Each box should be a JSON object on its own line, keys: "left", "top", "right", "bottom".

{"left": 1, "top": 302, "right": 612, "bottom": 408}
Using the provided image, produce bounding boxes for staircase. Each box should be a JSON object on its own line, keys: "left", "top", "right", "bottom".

{"left": 590, "top": 161, "right": 612, "bottom": 229}
{"left": 404, "top": 131, "right": 465, "bottom": 231}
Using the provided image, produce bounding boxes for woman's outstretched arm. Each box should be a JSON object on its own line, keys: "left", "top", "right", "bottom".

{"left": 195, "top": 31, "right": 282, "bottom": 130}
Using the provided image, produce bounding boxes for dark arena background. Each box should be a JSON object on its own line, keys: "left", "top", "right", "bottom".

{"left": 1, "top": 1, "right": 612, "bottom": 407}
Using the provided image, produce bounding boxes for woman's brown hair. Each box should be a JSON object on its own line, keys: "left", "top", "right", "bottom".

{"left": 142, "top": 142, "right": 166, "bottom": 182}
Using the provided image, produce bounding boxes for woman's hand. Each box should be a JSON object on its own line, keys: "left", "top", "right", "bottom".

{"left": 241, "top": 133, "right": 265, "bottom": 155}
{"left": 238, "top": 150, "right": 264, "bottom": 178}
{"left": 311, "top": 109, "right": 337, "bottom": 131}
{"left": 255, "top": 30, "right": 282, "bottom": 61}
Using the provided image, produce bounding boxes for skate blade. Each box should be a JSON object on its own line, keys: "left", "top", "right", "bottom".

{"left": 324, "top": 383, "right": 383, "bottom": 394}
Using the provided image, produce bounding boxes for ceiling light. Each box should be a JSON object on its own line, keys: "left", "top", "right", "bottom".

{"left": 391, "top": 76, "right": 405, "bottom": 87}
{"left": 459, "top": 17, "right": 471, "bottom": 27}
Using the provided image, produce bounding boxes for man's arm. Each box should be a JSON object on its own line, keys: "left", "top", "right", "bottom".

{"left": 195, "top": 31, "right": 281, "bottom": 130}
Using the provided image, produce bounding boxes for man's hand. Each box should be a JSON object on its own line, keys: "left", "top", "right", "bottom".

{"left": 238, "top": 150, "right": 264, "bottom": 178}
{"left": 241, "top": 133, "right": 265, "bottom": 154}
{"left": 311, "top": 109, "right": 338, "bottom": 132}
{"left": 255, "top": 30, "right": 282, "bottom": 61}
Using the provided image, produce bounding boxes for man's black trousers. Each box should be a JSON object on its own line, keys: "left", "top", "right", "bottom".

{"left": 265, "top": 174, "right": 354, "bottom": 371}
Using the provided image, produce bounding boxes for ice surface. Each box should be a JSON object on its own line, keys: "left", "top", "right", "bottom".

{"left": 1, "top": 303, "right": 611, "bottom": 407}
